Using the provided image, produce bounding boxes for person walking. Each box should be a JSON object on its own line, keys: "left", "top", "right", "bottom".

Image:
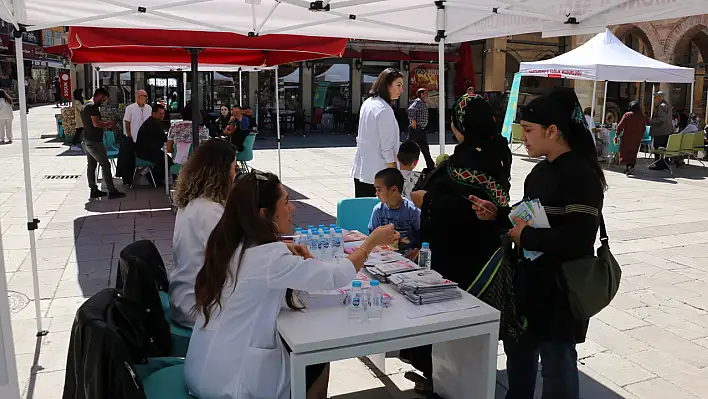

{"left": 71, "top": 88, "right": 85, "bottom": 151}
{"left": 407, "top": 88, "right": 434, "bottom": 170}
{"left": 80, "top": 88, "right": 126, "bottom": 200}
{"left": 350, "top": 67, "right": 404, "bottom": 197}
{"left": 123, "top": 89, "right": 151, "bottom": 144}
{"left": 52, "top": 77, "right": 61, "bottom": 108}
{"left": 0, "top": 90, "right": 13, "bottom": 144}
{"left": 648, "top": 91, "right": 673, "bottom": 170}
{"left": 617, "top": 101, "right": 647, "bottom": 175}
{"left": 473, "top": 87, "right": 606, "bottom": 399}
{"left": 24, "top": 78, "right": 29, "bottom": 114}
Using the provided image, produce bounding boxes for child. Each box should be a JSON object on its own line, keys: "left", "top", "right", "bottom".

{"left": 397, "top": 140, "right": 422, "bottom": 199}
{"left": 369, "top": 168, "right": 421, "bottom": 257}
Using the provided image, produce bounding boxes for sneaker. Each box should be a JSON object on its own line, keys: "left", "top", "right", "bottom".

{"left": 90, "top": 188, "right": 108, "bottom": 199}
{"left": 70, "top": 145, "right": 83, "bottom": 152}
{"left": 108, "top": 190, "right": 127, "bottom": 200}
{"left": 7, "top": 140, "right": 11, "bottom": 144}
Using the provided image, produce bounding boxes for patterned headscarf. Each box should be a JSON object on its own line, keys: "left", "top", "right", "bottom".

{"left": 451, "top": 94, "right": 498, "bottom": 148}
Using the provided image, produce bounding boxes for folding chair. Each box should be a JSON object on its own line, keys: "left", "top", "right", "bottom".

{"left": 639, "top": 126, "right": 653, "bottom": 158}
{"left": 647, "top": 134, "right": 682, "bottom": 176}
{"left": 510, "top": 123, "right": 524, "bottom": 152}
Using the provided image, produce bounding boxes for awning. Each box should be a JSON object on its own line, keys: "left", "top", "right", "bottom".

{"left": 361, "top": 49, "right": 410, "bottom": 62}
{"left": 342, "top": 48, "right": 361, "bottom": 59}
{"left": 409, "top": 51, "right": 460, "bottom": 62}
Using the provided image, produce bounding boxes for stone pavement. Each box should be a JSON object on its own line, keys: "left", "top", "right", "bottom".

{"left": 4, "top": 105, "right": 708, "bottom": 398}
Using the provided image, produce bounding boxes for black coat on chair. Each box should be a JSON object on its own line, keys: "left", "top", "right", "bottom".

{"left": 117, "top": 136, "right": 136, "bottom": 186}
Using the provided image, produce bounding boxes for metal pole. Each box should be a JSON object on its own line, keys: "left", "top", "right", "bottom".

{"left": 650, "top": 84, "right": 656, "bottom": 118}
{"left": 590, "top": 80, "right": 597, "bottom": 122}
{"left": 437, "top": 5, "right": 446, "bottom": 155}
{"left": 14, "top": 30, "right": 46, "bottom": 336}
{"left": 182, "top": 71, "right": 187, "bottom": 108}
{"left": 601, "top": 80, "right": 608, "bottom": 125}
{"left": 239, "top": 69, "right": 243, "bottom": 106}
{"left": 689, "top": 80, "right": 695, "bottom": 114}
{"left": 190, "top": 49, "right": 201, "bottom": 148}
{"left": 92, "top": 66, "right": 97, "bottom": 94}
{"left": 275, "top": 67, "right": 282, "bottom": 179}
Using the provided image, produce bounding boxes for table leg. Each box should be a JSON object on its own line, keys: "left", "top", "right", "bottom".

{"left": 290, "top": 353, "right": 308, "bottom": 399}
{"left": 432, "top": 326, "right": 498, "bottom": 399}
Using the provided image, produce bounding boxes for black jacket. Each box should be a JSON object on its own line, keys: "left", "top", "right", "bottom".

{"left": 135, "top": 118, "right": 166, "bottom": 158}
{"left": 63, "top": 289, "right": 147, "bottom": 399}
{"left": 117, "top": 136, "right": 136, "bottom": 185}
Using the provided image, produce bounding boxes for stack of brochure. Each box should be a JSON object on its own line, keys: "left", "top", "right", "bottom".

{"left": 509, "top": 199, "right": 550, "bottom": 261}
{"left": 388, "top": 269, "right": 461, "bottom": 305}
{"left": 364, "top": 251, "right": 421, "bottom": 282}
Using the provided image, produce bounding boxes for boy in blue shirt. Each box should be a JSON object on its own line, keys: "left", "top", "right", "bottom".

{"left": 369, "top": 168, "right": 421, "bottom": 258}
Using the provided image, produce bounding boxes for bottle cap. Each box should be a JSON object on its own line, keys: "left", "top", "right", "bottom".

{"left": 330, "top": 224, "right": 336, "bottom": 228}
{"left": 308, "top": 225, "right": 315, "bottom": 229}
{"left": 422, "top": 242, "right": 430, "bottom": 249}
{"left": 370, "top": 280, "right": 380, "bottom": 286}
{"left": 295, "top": 228, "right": 302, "bottom": 232}
{"left": 352, "top": 280, "right": 362, "bottom": 288}
{"left": 324, "top": 229, "right": 330, "bottom": 234}
{"left": 312, "top": 231, "right": 319, "bottom": 235}
{"left": 318, "top": 224, "right": 325, "bottom": 228}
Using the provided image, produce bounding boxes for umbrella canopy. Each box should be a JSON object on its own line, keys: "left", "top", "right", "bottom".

{"left": 519, "top": 28, "right": 694, "bottom": 83}
{"left": 48, "top": 26, "right": 347, "bottom": 66}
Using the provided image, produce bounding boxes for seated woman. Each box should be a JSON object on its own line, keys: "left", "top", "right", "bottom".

{"left": 169, "top": 140, "right": 237, "bottom": 328}
{"left": 185, "top": 171, "right": 398, "bottom": 399}
{"left": 167, "top": 101, "right": 210, "bottom": 165}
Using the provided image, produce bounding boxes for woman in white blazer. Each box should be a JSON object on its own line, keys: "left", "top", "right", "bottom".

{"left": 0, "top": 90, "right": 14, "bottom": 144}
{"left": 350, "top": 68, "right": 404, "bottom": 197}
{"left": 185, "top": 171, "right": 398, "bottom": 399}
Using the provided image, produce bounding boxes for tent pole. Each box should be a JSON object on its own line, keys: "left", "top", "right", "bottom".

{"left": 190, "top": 49, "right": 201, "bottom": 148}
{"left": 590, "top": 80, "right": 597, "bottom": 121}
{"left": 601, "top": 80, "right": 608, "bottom": 125}
{"left": 437, "top": 3, "right": 446, "bottom": 156}
{"left": 239, "top": 69, "right": 243, "bottom": 106}
{"left": 14, "top": 30, "right": 46, "bottom": 337}
{"left": 650, "top": 84, "right": 656, "bottom": 118}
{"left": 689, "top": 80, "right": 695, "bottom": 115}
{"left": 92, "top": 66, "right": 97, "bottom": 94}
{"left": 275, "top": 67, "right": 282, "bottom": 179}
{"left": 182, "top": 72, "right": 187, "bottom": 107}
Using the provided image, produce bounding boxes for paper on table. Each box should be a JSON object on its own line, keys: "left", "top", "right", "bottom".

{"left": 398, "top": 292, "right": 481, "bottom": 319}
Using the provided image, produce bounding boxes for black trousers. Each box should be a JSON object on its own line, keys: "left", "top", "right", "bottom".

{"left": 72, "top": 127, "right": 83, "bottom": 145}
{"left": 652, "top": 135, "right": 670, "bottom": 169}
{"left": 408, "top": 127, "right": 435, "bottom": 170}
{"left": 354, "top": 178, "right": 376, "bottom": 198}
{"left": 136, "top": 148, "right": 172, "bottom": 185}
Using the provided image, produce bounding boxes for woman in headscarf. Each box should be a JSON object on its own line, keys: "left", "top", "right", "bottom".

{"left": 407, "top": 94, "right": 520, "bottom": 393}
{"left": 617, "top": 101, "right": 647, "bottom": 175}
{"left": 472, "top": 87, "right": 606, "bottom": 399}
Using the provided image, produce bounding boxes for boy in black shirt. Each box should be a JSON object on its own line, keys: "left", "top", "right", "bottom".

{"left": 80, "top": 88, "right": 126, "bottom": 199}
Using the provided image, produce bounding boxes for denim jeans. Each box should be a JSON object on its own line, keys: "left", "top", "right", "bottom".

{"left": 504, "top": 338, "right": 579, "bottom": 399}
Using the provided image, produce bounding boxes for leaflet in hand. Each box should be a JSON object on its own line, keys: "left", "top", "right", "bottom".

{"left": 509, "top": 199, "right": 550, "bottom": 261}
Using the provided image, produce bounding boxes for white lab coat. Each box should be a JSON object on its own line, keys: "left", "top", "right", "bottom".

{"left": 184, "top": 241, "right": 356, "bottom": 399}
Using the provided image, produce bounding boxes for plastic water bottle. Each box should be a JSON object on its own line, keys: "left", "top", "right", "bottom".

{"left": 348, "top": 280, "right": 366, "bottom": 321}
{"left": 294, "top": 228, "right": 303, "bottom": 245}
{"left": 321, "top": 229, "right": 332, "bottom": 260}
{"left": 368, "top": 280, "right": 383, "bottom": 320}
{"left": 307, "top": 225, "right": 315, "bottom": 235}
{"left": 318, "top": 224, "right": 326, "bottom": 234}
{"left": 310, "top": 231, "right": 320, "bottom": 260}
{"left": 418, "top": 242, "right": 432, "bottom": 270}
{"left": 332, "top": 228, "right": 345, "bottom": 260}
{"left": 329, "top": 224, "right": 337, "bottom": 231}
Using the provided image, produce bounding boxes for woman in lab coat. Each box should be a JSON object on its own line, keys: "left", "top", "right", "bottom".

{"left": 185, "top": 171, "right": 398, "bottom": 399}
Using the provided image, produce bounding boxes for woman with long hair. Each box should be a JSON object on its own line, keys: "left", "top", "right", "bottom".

{"left": 617, "top": 100, "right": 647, "bottom": 175}
{"left": 0, "top": 89, "right": 13, "bottom": 144}
{"left": 473, "top": 87, "right": 606, "bottom": 399}
{"left": 71, "top": 88, "right": 85, "bottom": 150}
{"left": 185, "top": 171, "right": 398, "bottom": 399}
{"left": 350, "top": 67, "right": 404, "bottom": 197}
{"left": 169, "top": 139, "right": 238, "bottom": 328}
{"left": 406, "top": 94, "right": 518, "bottom": 394}
{"left": 217, "top": 104, "right": 231, "bottom": 136}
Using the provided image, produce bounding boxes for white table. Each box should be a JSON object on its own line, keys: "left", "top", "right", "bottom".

{"left": 277, "top": 284, "right": 500, "bottom": 399}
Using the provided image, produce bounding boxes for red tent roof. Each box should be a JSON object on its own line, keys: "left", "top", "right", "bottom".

{"left": 48, "top": 27, "right": 347, "bottom": 66}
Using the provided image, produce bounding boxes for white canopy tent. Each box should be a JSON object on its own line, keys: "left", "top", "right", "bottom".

{"left": 1, "top": 1, "right": 708, "bottom": 397}
{"left": 519, "top": 28, "right": 696, "bottom": 124}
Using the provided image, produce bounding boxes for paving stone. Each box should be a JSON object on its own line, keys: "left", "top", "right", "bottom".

{"left": 594, "top": 306, "right": 648, "bottom": 331}
{"left": 624, "top": 378, "right": 698, "bottom": 399}
{"left": 626, "top": 325, "right": 708, "bottom": 368}
{"left": 586, "top": 320, "right": 651, "bottom": 356}
{"left": 581, "top": 351, "right": 655, "bottom": 387}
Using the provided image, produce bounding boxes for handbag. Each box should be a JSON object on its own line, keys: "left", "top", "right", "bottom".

{"left": 559, "top": 214, "right": 622, "bottom": 321}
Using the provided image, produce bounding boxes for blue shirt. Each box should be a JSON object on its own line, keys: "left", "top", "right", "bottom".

{"left": 369, "top": 198, "right": 421, "bottom": 251}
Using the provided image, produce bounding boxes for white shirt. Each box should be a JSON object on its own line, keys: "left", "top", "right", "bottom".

{"left": 123, "top": 102, "right": 152, "bottom": 143}
{"left": 185, "top": 242, "right": 356, "bottom": 399}
{"left": 169, "top": 197, "right": 224, "bottom": 328}
{"left": 0, "top": 98, "right": 13, "bottom": 119}
{"left": 350, "top": 97, "right": 400, "bottom": 184}
{"left": 584, "top": 115, "right": 596, "bottom": 146}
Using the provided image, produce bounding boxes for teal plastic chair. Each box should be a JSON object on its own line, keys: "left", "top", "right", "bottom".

{"left": 236, "top": 134, "right": 257, "bottom": 172}
{"left": 158, "top": 291, "right": 193, "bottom": 357}
{"left": 336, "top": 197, "right": 380, "bottom": 235}
{"left": 169, "top": 143, "right": 193, "bottom": 177}
{"left": 133, "top": 156, "right": 157, "bottom": 188}
{"left": 142, "top": 363, "right": 195, "bottom": 399}
{"left": 103, "top": 131, "right": 120, "bottom": 169}
{"left": 640, "top": 126, "right": 653, "bottom": 158}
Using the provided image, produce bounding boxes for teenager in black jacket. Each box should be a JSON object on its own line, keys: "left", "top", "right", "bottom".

{"left": 472, "top": 87, "right": 606, "bottom": 399}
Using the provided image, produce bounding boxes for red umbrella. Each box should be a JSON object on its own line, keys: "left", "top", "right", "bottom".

{"left": 45, "top": 26, "right": 347, "bottom": 66}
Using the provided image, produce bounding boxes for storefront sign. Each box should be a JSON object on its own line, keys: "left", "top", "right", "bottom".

{"left": 409, "top": 64, "right": 439, "bottom": 109}
{"left": 501, "top": 72, "right": 521, "bottom": 143}
{"left": 60, "top": 71, "right": 71, "bottom": 100}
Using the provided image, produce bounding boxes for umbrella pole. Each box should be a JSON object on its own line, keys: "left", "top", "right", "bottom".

{"left": 14, "top": 30, "right": 46, "bottom": 337}
{"left": 601, "top": 80, "right": 608, "bottom": 125}
{"left": 92, "top": 66, "right": 97, "bottom": 94}
{"left": 590, "top": 80, "right": 597, "bottom": 122}
{"left": 239, "top": 69, "right": 243, "bottom": 107}
{"left": 689, "top": 80, "right": 695, "bottom": 115}
{"left": 275, "top": 66, "right": 282, "bottom": 179}
{"left": 650, "top": 84, "right": 656, "bottom": 118}
{"left": 190, "top": 49, "right": 201, "bottom": 148}
{"left": 438, "top": 37, "right": 446, "bottom": 155}
{"left": 182, "top": 72, "right": 187, "bottom": 108}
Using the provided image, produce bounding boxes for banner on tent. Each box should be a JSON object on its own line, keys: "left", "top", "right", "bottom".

{"left": 501, "top": 72, "right": 522, "bottom": 143}
{"left": 410, "top": 64, "right": 439, "bottom": 109}
{"left": 521, "top": 68, "right": 588, "bottom": 79}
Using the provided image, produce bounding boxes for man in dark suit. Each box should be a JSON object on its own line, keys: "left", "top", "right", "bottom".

{"left": 136, "top": 104, "right": 171, "bottom": 185}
